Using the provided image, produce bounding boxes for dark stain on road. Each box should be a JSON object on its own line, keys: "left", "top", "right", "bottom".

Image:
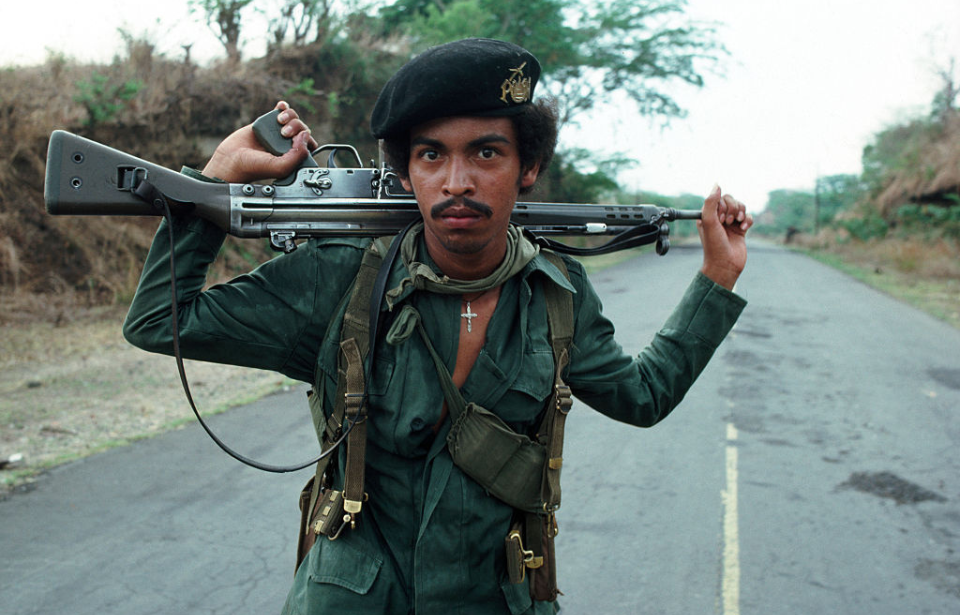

{"left": 928, "top": 368, "right": 960, "bottom": 391}
{"left": 915, "top": 559, "right": 960, "bottom": 598}
{"left": 838, "top": 471, "right": 947, "bottom": 505}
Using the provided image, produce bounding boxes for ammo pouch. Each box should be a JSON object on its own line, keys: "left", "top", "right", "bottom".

{"left": 446, "top": 402, "right": 547, "bottom": 513}
{"left": 506, "top": 512, "right": 560, "bottom": 602}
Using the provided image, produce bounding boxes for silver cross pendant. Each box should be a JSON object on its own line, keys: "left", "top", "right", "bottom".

{"left": 461, "top": 301, "right": 479, "bottom": 333}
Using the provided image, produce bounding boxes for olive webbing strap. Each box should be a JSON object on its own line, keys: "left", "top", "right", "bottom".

{"left": 407, "top": 309, "right": 468, "bottom": 422}
{"left": 538, "top": 250, "right": 575, "bottom": 512}
{"left": 339, "top": 338, "right": 368, "bottom": 516}
{"left": 304, "top": 226, "right": 413, "bottom": 527}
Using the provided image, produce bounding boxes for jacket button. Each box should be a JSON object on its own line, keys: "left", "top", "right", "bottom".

{"left": 410, "top": 418, "right": 425, "bottom": 430}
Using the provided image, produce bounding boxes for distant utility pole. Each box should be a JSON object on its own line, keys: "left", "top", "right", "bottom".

{"left": 813, "top": 176, "right": 821, "bottom": 235}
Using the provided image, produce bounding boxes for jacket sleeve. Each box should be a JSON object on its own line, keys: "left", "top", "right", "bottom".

{"left": 119, "top": 167, "right": 375, "bottom": 385}
{"left": 565, "top": 265, "right": 746, "bottom": 427}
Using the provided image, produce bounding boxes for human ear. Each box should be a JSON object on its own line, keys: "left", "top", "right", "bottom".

{"left": 519, "top": 161, "right": 541, "bottom": 189}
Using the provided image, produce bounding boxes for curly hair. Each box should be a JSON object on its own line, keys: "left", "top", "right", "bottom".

{"left": 380, "top": 97, "right": 559, "bottom": 195}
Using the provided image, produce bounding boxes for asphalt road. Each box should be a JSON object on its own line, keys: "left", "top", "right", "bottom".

{"left": 2, "top": 240, "right": 959, "bottom": 614}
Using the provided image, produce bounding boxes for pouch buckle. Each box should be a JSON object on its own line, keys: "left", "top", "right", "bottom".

{"left": 313, "top": 489, "right": 351, "bottom": 541}
{"left": 555, "top": 384, "right": 572, "bottom": 414}
{"left": 505, "top": 527, "right": 545, "bottom": 585}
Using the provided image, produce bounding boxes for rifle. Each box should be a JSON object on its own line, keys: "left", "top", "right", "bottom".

{"left": 44, "top": 111, "right": 701, "bottom": 257}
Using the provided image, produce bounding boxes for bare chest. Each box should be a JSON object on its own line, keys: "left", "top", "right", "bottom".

{"left": 451, "top": 287, "right": 501, "bottom": 389}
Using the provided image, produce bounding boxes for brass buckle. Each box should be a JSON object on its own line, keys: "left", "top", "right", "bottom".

{"left": 506, "top": 530, "right": 529, "bottom": 583}
{"left": 313, "top": 490, "right": 352, "bottom": 541}
{"left": 509, "top": 530, "right": 543, "bottom": 568}
{"left": 344, "top": 392, "right": 365, "bottom": 415}
{"left": 555, "top": 384, "right": 572, "bottom": 413}
{"left": 548, "top": 513, "right": 559, "bottom": 539}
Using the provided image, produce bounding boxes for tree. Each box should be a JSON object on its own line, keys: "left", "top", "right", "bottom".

{"left": 535, "top": 148, "right": 629, "bottom": 204}
{"left": 190, "top": 0, "right": 255, "bottom": 64}
{"left": 816, "top": 174, "right": 864, "bottom": 226}
{"left": 930, "top": 56, "right": 957, "bottom": 125}
{"left": 267, "top": 0, "right": 336, "bottom": 51}
{"left": 763, "top": 189, "right": 815, "bottom": 235}
{"left": 381, "top": 0, "right": 724, "bottom": 127}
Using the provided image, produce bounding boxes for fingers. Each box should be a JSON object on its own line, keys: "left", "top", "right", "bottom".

{"left": 700, "top": 184, "right": 753, "bottom": 240}
{"left": 720, "top": 194, "right": 751, "bottom": 232}
{"left": 702, "top": 183, "right": 722, "bottom": 224}
{"left": 274, "top": 101, "right": 318, "bottom": 150}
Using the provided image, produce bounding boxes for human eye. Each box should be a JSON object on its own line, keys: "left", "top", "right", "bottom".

{"left": 416, "top": 148, "right": 440, "bottom": 161}
{"left": 478, "top": 146, "right": 499, "bottom": 160}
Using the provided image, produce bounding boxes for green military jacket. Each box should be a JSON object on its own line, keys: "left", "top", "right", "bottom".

{"left": 123, "top": 213, "right": 746, "bottom": 615}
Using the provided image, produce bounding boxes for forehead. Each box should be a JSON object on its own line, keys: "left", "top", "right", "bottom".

{"left": 409, "top": 115, "right": 517, "bottom": 145}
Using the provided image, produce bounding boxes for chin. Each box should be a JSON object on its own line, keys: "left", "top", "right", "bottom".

{"left": 438, "top": 235, "right": 489, "bottom": 256}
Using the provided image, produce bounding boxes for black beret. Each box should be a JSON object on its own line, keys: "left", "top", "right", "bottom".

{"left": 370, "top": 38, "right": 540, "bottom": 139}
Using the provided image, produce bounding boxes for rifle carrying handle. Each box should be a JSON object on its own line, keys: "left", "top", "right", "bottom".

{"left": 252, "top": 109, "right": 319, "bottom": 179}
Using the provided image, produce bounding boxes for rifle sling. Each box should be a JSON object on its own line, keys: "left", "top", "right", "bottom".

{"left": 527, "top": 224, "right": 662, "bottom": 257}
{"left": 134, "top": 178, "right": 383, "bottom": 474}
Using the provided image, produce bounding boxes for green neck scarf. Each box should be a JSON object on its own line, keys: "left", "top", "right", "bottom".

{"left": 384, "top": 222, "right": 538, "bottom": 309}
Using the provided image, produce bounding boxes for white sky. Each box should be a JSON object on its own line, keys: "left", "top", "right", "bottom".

{"left": 2, "top": 0, "right": 958, "bottom": 210}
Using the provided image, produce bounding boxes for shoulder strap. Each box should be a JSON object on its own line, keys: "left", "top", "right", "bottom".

{"left": 537, "top": 250, "right": 574, "bottom": 512}
{"left": 304, "top": 235, "right": 397, "bottom": 531}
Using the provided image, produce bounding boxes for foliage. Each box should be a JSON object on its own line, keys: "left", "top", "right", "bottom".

{"left": 816, "top": 174, "right": 864, "bottom": 224}
{"left": 861, "top": 118, "right": 939, "bottom": 197}
{"left": 859, "top": 61, "right": 960, "bottom": 218}
{"left": 380, "top": 0, "right": 724, "bottom": 127}
{"left": 535, "top": 148, "right": 628, "bottom": 204}
{"left": 896, "top": 202, "right": 960, "bottom": 240}
{"left": 189, "top": 0, "right": 256, "bottom": 63}
{"left": 73, "top": 72, "right": 143, "bottom": 127}
{"left": 760, "top": 57, "right": 958, "bottom": 244}
{"left": 838, "top": 211, "right": 889, "bottom": 242}
{"left": 929, "top": 57, "right": 957, "bottom": 125}
{"left": 284, "top": 77, "right": 319, "bottom": 114}
{"left": 759, "top": 189, "right": 815, "bottom": 234}
{"left": 268, "top": 0, "right": 336, "bottom": 49}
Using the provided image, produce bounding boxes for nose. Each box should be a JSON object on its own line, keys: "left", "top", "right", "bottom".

{"left": 442, "top": 157, "right": 475, "bottom": 197}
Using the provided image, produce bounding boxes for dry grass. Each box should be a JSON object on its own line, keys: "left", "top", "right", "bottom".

{"left": 792, "top": 233, "right": 960, "bottom": 329}
{"left": 0, "top": 38, "right": 405, "bottom": 491}
{"left": 0, "top": 302, "right": 293, "bottom": 492}
{"left": 875, "top": 113, "right": 960, "bottom": 213}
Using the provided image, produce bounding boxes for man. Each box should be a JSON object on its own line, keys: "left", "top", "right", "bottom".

{"left": 123, "top": 38, "right": 751, "bottom": 614}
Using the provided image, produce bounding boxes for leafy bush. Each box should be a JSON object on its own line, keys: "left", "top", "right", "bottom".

{"left": 839, "top": 213, "right": 889, "bottom": 241}
{"left": 284, "top": 77, "right": 318, "bottom": 114}
{"left": 896, "top": 203, "right": 960, "bottom": 239}
{"left": 73, "top": 72, "right": 143, "bottom": 126}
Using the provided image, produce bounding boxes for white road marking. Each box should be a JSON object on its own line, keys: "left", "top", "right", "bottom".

{"left": 722, "top": 423, "right": 741, "bottom": 615}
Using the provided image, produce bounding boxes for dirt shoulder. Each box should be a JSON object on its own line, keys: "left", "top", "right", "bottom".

{"left": 0, "top": 304, "right": 292, "bottom": 494}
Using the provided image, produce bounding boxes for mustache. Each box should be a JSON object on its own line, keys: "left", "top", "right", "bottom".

{"left": 430, "top": 197, "right": 493, "bottom": 219}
